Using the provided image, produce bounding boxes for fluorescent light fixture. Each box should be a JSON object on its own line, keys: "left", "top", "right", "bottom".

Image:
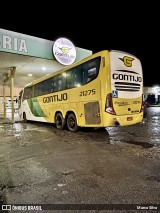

{"left": 28, "top": 74, "right": 33, "bottom": 77}
{"left": 42, "top": 67, "right": 46, "bottom": 71}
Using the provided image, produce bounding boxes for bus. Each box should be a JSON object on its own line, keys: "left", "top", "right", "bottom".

{"left": 18, "top": 50, "right": 144, "bottom": 132}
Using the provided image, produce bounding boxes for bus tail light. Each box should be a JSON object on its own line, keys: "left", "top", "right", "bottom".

{"left": 105, "top": 93, "right": 116, "bottom": 115}
{"left": 140, "top": 94, "right": 144, "bottom": 113}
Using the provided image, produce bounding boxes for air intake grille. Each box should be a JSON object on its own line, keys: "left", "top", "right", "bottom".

{"left": 114, "top": 82, "right": 140, "bottom": 91}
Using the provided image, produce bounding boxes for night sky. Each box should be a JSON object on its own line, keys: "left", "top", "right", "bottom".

{"left": 0, "top": 4, "right": 159, "bottom": 87}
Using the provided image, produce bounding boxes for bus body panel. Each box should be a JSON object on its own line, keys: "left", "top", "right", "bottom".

{"left": 109, "top": 51, "right": 143, "bottom": 117}
{"left": 18, "top": 50, "right": 144, "bottom": 130}
{"left": 103, "top": 111, "right": 143, "bottom": 127}
{"left": 20, "top": 77, "right": 102, "bottom": 126}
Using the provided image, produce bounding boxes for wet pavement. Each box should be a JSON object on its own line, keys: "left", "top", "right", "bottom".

{"left": 0, "top": 107, "right": 160, "bottom": 213}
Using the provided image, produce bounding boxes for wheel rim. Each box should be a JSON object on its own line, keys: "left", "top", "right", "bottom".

{"left": 68, "top": 117, "right": 75, "bottom": 129}
{"left": 55, "top": 113, "right": 65, "bottom": 130}
{"left": 56, "top": 115, "right": 62, "bottom": 128}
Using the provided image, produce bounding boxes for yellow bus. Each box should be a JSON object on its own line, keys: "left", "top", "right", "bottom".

{"left": 18, "top": 50, "right": 144, "bottom": 132}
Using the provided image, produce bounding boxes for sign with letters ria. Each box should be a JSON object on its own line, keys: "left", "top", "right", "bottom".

{"left": 53, "top": 37, "right": 76, "bottom": 65}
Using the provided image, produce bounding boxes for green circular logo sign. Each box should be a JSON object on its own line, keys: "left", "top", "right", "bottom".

{"left": 53, "top": 38, "right": 76, "bottom": 65}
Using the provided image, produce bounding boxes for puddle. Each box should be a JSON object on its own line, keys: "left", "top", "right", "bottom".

{"left": 123, "top": 140, "right": 154, "bottom": 149}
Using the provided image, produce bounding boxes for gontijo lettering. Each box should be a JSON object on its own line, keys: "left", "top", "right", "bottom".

{"left": 43, "top": 93, "right": 68, "bottom": 103}
{"left": 113, "top": 73, "right": 142, "bottom": 82}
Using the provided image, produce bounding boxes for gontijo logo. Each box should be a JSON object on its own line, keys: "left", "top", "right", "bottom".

{"left": 119, "top": 56, "right": 134, "bottom": 67}
{"left": 53, "top": 38, "right": 76, "bottom": 65}
{"left": 59, "top": 46, "right": 71, "bottom": 54}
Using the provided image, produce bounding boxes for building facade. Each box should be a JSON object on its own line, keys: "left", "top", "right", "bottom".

{"left": 144, "top": 86, "right": 160, "bottom": 104}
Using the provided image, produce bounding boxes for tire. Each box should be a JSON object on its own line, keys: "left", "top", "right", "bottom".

{"left": 23, "top": 112, "right": 28, "bottom": 122}
{"left": 66, "top": 113, "right": 79, "bottom": 132}
{"left": 55, "top": 113, "right": 65, "bottom": 130}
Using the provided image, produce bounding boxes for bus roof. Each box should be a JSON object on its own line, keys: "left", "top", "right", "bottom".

{"left": 24, "top": 50, "right": 109, "bottom": 87}
{"left": 24, "top": 49, "right": 139, "bottom": 87}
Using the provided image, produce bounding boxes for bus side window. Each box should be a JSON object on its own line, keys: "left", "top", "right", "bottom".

{"left": 51, "top": 76, "right": 57, "bottom": 92}
{"left": 74, "top": 66, "right": 82, "bottom": 87}
{"left": 18, "top": 90, "right": 23, "bottom": 107}
{"left": 87, "top": 67, "right": 97, "bottom": 82}
{"left": 52, "top": 74, "right": 66, "bottom": 92}
{"left": 35, "top": 83, "right": 43, "bottom": 97}
{"left": 42, "top": 79, "right": 50, "bottom": 95}
{"left": 57, "top": 78, "right": 62, "bottom": 91}
{"left": 66, "top": 69, "right": 75, "bottom": 89}
{"left": 86, "top": 57, "right": 101, "bottom": 83}
{"left": 23, "top": 87, "right": 32, "bottom": 100}
{"left": 81, "top": 63, "right": 88, "bottom": 85}
{"left": 80, "top": 57, "right": 100, "bottom": 85}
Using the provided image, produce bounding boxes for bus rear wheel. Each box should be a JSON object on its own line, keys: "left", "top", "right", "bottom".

{"left": 55, "top": 113, "right": 65, "bottom": 130}
{"left": 67, "top": 113, "right": 79, "bottom": 132}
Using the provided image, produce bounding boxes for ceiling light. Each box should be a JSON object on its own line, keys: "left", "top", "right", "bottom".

{"left": 42, "top": 67, "right": 46, "bottom": 71}
{"left": 28, "top": 74, "right": 33, "bottom": 77}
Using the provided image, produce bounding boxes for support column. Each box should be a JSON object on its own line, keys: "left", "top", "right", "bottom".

{"left": 3, "top": 84, "right": 6, "bottom": 120}
{"left": 11, "top": 76, "right": 14, "bottom": 123}
{"left": 4, "top": 66, "right": 16, "bottom": 124}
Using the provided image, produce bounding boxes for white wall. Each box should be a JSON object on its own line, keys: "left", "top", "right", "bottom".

{"left": 0, "top": 85, "right": 22, "bottom": 96}
{"left": 0, "top": 86, "right": 22, "bottom": 114}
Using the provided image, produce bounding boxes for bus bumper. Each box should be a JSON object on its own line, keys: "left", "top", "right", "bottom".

{"left": 103, "top": 112, "right": 144, "bottom": 127}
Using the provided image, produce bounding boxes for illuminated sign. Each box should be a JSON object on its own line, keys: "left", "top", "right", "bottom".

{"left": 0, "top": 34, "right": 27, "bottom": 53}
{"left": 53, "top": 37, "right": 76, "bottom": 65}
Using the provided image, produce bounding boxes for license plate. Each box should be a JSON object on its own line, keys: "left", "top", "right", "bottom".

{"left": 127, "top": 117, "right": 133, "bottom": 121}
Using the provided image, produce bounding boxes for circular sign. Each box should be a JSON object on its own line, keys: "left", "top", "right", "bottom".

{"left": 53, "top": 37, "right": 76, "bottom": 65}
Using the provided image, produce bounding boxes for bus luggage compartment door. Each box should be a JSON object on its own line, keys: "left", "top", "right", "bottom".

{"left": 84, "top": 101, "right": 101, "bottom": 125}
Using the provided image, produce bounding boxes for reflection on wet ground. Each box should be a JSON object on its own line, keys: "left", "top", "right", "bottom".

{"left": 0, "top": 107, "right": 160, "bottom": 208}
{"left": 106, "top": 107, "right": 160, "bottom": 148}
{"left": 0, "top": 107, "right": 160, "bottom": 149}
{"left": 0, "top": 107, "right": 159, "bottom": 151}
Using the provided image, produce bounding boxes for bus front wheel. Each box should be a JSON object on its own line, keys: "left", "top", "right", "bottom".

{"left": 67, "top": 113, "right": 79, "bottom": 132}
{"left": 55, "top": 113, "right": 65, "bottom": 130}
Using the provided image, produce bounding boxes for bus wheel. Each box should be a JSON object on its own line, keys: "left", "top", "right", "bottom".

{"left": 67, "top": 113, "right": 79, "bottom": 132}
{"left": 23, "top": 112, "right": 27, "bottom": 122}
{"left": 55, "top": 113, "right": 65, "bottom": 130}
